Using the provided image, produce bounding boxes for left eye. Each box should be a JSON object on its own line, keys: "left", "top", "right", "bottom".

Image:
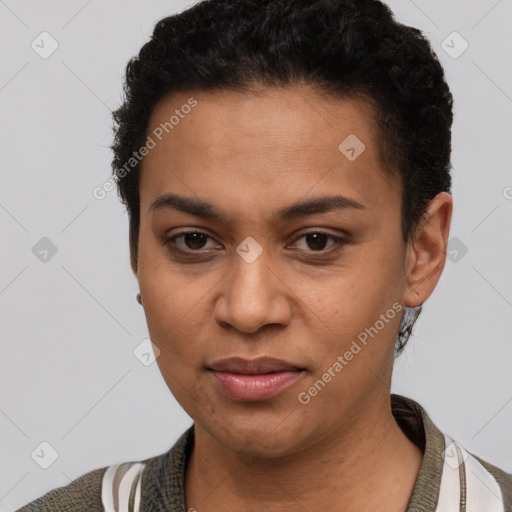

{"left": 165, "top": 230, "right": 347, "bottom": 255}
{"left": 292, "top": 232, "right": 347, "bottom": 252}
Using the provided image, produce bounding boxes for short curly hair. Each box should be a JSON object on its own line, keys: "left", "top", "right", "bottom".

{"left": 110, "top": 0, "right": 453, "bottom": 355}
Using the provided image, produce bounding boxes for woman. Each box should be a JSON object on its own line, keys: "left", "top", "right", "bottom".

{"left": 18, "top": 0, "right": 511, "bottom": 510}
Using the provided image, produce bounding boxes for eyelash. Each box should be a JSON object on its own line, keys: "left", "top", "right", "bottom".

{"left": 163, "top": 230, "right": 349, "bottom": 258}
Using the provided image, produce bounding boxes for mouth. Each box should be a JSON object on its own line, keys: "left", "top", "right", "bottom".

{"left": 208, "top": 356, "right": 306, "bottom": 401}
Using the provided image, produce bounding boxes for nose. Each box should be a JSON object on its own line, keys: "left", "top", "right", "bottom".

{"left": 213, "top": 251, "right": 292, "bottom": 334}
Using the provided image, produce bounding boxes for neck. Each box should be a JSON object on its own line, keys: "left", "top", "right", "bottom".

{"left": 184, "top": 396, "right": 423, "bottom": 512}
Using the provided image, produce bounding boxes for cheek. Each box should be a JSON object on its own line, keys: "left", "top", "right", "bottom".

{"left": 136, "top": 241, "right": 204, "bottom": 359}
{"left": 140, "top": 280, "right": 211, "bottom": 363}
{"left": 304, "top": 245, "right": 404, "bottom": 355}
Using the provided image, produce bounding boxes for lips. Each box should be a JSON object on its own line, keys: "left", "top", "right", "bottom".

{"left": 208, "top": 356, "right": 305, "bottom": 401}
{"left": 209, "top": 356, "right": 303, "bottom": 374}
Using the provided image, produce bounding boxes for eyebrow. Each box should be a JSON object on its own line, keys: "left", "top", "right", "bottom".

{"left": 149, "top": 193, "right": 366, "bottom": 221}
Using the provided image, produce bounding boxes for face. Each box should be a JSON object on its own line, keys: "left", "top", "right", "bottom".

{"left": 135, "top": 86, "right": 415, "bottom": 457}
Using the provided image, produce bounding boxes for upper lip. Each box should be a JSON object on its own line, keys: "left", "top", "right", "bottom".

{"left": 208, "top": 356, "right": 304, "bottom": 374}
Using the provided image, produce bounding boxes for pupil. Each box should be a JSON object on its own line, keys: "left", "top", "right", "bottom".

{"left": 307, "top": 233, "right": 327, "bottom": 251}
{"left": 185, "top": 232, "right": 207, "bottom": 249}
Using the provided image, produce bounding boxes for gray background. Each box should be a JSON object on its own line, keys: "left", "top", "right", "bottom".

{"left": 1, "top": 0, "right": 511, "bottom": 510}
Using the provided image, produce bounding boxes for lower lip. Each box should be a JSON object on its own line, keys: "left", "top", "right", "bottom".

{"left": 210, "top": 370, "right": 303, "bottom": 401}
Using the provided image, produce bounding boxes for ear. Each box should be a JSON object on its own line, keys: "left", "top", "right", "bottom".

{"left": 404, "top": 191, "right": 453, "bottom": 308}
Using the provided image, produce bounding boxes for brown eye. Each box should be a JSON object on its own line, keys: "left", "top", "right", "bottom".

{"left": 292, "top": 231, "right": 348, "bottom": 254}
{"left": 180, "top": 232, "right": 208, "bottom": 250}
{"left": 304, "top": 233, "right": 330, "bottom": 251}
{"left": 165, "top": 230, "right": 219, "bottom": 253}
{"left": 163, "top": 229, "right": 349, "bottom": 261}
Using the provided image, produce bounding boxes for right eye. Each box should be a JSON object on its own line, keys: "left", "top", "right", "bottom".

{"left": 164, "top": 230, "right": 222, "bottom": 255}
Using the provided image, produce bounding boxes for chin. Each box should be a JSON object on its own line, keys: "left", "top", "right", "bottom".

{"left": 221, "top": 429, "right": 300, "bottom": 459}
{"left": 199, "top": 406, "right": 310, "bottom": 459}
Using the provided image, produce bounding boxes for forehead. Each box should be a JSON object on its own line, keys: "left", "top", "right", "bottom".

{"left": 139, "top": 86, "right": 399, "bottom": 222}
{"left": 145, "top": 86, "right": 379, "bottom": 159}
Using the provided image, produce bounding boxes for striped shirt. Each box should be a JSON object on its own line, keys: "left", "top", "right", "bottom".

{"left": 17, "top": 394, "right": 512, "bottom": 511}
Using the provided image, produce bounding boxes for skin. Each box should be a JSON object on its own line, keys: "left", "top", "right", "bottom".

{"left": 131, "top": 85, "right": 452, "bottom": 512}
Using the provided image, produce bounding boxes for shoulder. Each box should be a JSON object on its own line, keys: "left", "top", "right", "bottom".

{"left": 473, "top": 454, "right": 512, "bottom": 511}
{"left": 16, "top": 466, "right": 108, "bottom": 512}
{"left": 436, "top": 438, "right": 512, "bottom": 512}
{"left": 16, "top": 427, "right": 194, "bottom": 512}
{"left": 16, "top": 460, "right": 150, "bottom": 512}
{"left": 391, "top": 394, "right": 512, "bottom": 511}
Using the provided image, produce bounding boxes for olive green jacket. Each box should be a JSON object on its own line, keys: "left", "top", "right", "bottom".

{"left": 17, "top": 395, "right": 512, "bottom": 511}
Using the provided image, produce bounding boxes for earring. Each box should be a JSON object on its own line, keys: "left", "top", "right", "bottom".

{"left": 136, "top": 293, "right": 142, "bottom": 305}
